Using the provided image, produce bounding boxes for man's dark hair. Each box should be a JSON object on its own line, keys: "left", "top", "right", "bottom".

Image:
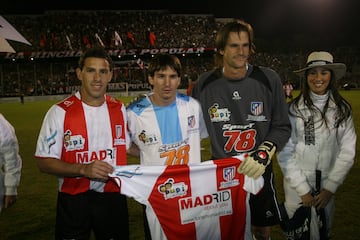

{"left": 147, "top": 53, "right": 182, "bottom": 77}
{"left": 215, "top": 20, "right": 255, "bottom": 67}
{"left": 78, "top": 47, "right": 113, "bottom": 71}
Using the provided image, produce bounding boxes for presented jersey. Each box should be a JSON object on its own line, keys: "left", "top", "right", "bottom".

{"left": 109, "top": 155, "right": 264, "bottom": 240}
{"left": 127, "top": 92, "right": 208, "bottom": 165}
{"left": 191, "top": 65, "right": 291, "bottom": 159}
{"left": 35, "top": 92, "right": 129, "bottom": 194}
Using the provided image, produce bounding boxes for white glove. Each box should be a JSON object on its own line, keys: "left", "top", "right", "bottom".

{"left": 238, "top": 141, "right": 276, "bottom": 179}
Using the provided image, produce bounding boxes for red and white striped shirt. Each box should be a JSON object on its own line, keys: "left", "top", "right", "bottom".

{"left": 110, "top": 155, "right": 263, "bottom": 240}
{"left": 35, "top": 92, "right": 129, "bottom": 194}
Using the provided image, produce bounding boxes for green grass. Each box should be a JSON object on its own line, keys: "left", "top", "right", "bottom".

{"left": 0, "top": 91, "right": 359, "bottom": 239}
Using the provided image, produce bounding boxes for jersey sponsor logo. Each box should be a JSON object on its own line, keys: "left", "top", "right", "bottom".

{"left": 220, "top": 166, "right": 240, "bottom": 188}
{"left": 247, "top": 102, "right": 267, "bottom": 121}
{"left": 114, "top": 138, "right": 126, "bottom": 145}
{"left": 75, "top": 148, "right": 116, "bottom": 164}
{"left": 114, "top": 124, "right": 126, "bottom": 145}
{"left": 63, "top": 99, "right": 74, "bottom": 107}
{"left": 266, "top": 210, "right": 274, "bottom": 218}
{"left": 208, "top": 103, "right": 231, "bottom": 122}
{"left": 138, "top": 130, "right": 158, "bottom": 145}
{"left": 45, "top": 129, "right": 57, "bottom": 153}
{"left": 112, "top": 166, "right": 143, "bottom": 178}
{"left": 158, "top": 139, "right": 188, "bottom": 152}
{"left": 158, "top": 178, "right": 188, "bottom": 200}
{"left": 63, "top": 129, "right": 85, "bottom": 151}
{"left": 178, "top": 190, "right": 233, "bottom": 224}
{"left": 232, "top": 91, "right": 242, "bottom": 100}
{"left": 222, "top": 123, "right": 255, "bottom": 131}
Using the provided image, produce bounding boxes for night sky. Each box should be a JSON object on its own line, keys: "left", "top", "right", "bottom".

{"left": 2, "top": 0, "right": 359, "bottom": 48}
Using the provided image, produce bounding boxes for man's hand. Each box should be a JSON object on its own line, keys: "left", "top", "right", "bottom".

{"left": 80, "top": 160, "right": 114, "bottom": 181}
{"left": 238, "top": 141, "right": 276, "bottom": 179}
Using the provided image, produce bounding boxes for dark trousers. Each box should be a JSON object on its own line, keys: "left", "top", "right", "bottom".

{"left": 56, "top": 190, "right": 129, "bottom": 240}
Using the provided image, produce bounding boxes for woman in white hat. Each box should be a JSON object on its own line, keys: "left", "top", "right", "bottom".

{"left": 277, "top": 51, "right": 357, "bottom": 239}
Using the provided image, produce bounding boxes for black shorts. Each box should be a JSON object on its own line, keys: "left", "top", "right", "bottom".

{"left": 249, "top": 162, "right": 281, "bottom": 227}
{"left": 56, "top": 190, "right": 129, "bottom": 240}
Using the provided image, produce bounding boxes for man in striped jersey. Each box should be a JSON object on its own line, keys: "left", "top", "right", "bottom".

{"left": 35, "top": 47, "right": 130, "bottom": 240}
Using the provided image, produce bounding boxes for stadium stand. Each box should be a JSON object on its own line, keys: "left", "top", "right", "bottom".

{"left": 0, "top": 10, "right": 359, "bottom": 97}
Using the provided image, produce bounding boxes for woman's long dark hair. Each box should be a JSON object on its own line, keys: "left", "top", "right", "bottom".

{"left": 289, "top": 69, "right": 352, "bottom": 128}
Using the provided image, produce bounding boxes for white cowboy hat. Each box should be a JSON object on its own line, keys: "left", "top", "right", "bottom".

{"left": 294, "top": 51, "right": 346, "bottom": 80}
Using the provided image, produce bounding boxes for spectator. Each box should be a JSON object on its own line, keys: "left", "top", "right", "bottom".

{"left": 283, "top": 80, "right": 294, "bottom": 100}
{"left": 0, "top": 114, "right": 22, "bottom": 213}
{"left": 186, "top": 75, "right": 197, "bottom": 96}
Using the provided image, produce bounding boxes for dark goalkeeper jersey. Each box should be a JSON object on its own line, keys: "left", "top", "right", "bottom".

{"left": 192, "top": 65, "right": 291, "bottom": 159}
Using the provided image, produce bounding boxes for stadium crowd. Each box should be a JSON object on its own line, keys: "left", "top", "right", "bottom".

{"left": 0, "top": 10, "right": 359, "bottom": 97}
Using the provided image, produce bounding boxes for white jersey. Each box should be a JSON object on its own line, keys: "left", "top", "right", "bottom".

{"left": 110, "top": 155, "right": 264, "bottom": 240}
{"left": 127, "top": 92, "right": 208, "bottom": 165}
{"left": 0, "top": 114, "right": 22, "bottom": 212}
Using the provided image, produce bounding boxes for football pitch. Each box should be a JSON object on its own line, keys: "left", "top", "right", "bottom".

{"left": 0, "top": 91, "right": 359, "bottom": 239}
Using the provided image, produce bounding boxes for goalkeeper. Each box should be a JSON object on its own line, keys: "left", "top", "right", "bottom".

{"left": 192, "top": 20, "right": 291, "bottom": 240}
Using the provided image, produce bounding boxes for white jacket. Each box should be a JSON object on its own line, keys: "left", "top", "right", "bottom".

{"left": 278, "top": 92, "right": 356, "bottom": 196}
{"left": 0, "top": 114, "right": 22, "bottom": 211}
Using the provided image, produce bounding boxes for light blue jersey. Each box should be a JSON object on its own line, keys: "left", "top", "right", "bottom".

{"left": 127, "top": 92, "right": 208, "bottom": 165}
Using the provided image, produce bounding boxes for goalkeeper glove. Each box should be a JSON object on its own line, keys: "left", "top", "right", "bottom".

{"left": 238, "top": 141, "right": 276, "bottom": 179}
